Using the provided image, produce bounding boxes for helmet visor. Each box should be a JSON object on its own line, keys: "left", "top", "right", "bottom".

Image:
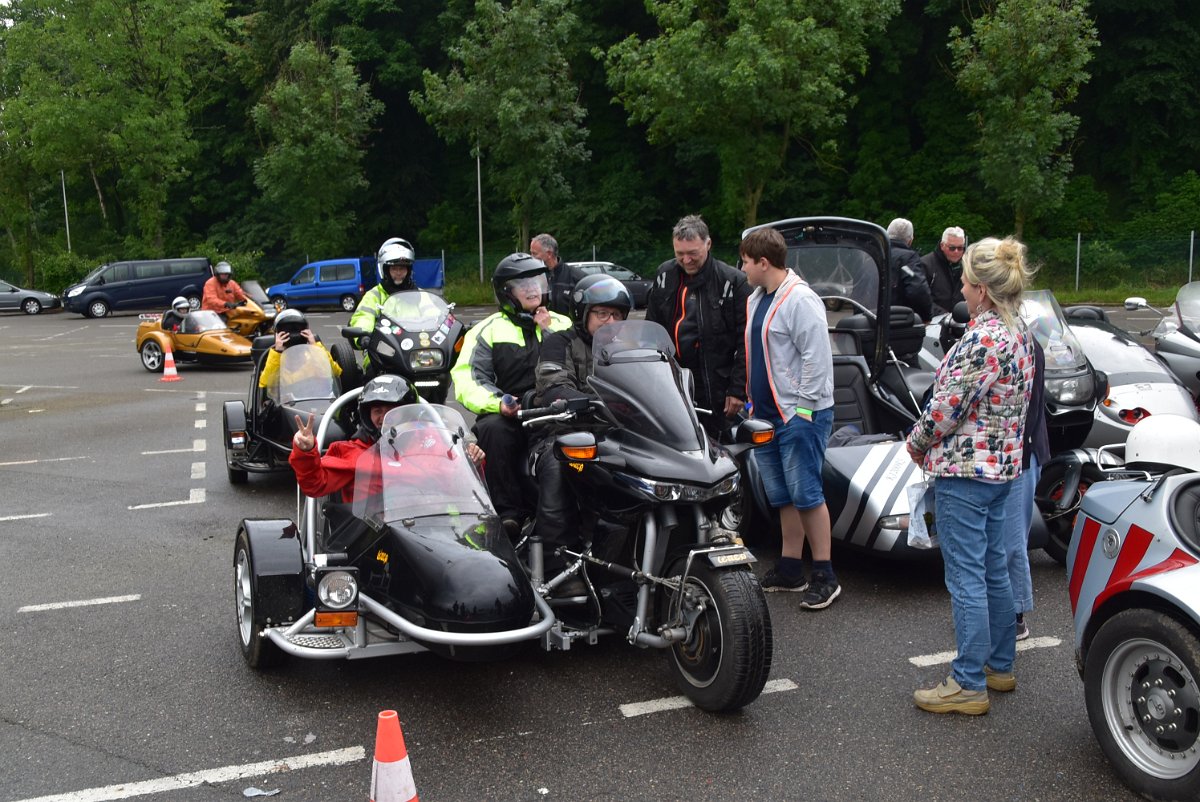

{"left": 505, "top": 274, "right": 549, "bottom": 301}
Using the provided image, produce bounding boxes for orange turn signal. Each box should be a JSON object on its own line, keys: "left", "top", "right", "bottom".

{"left": 751, "top": 430, "right": 774, "bottom": 445}
{"left": 560, "top": 445, "right": 597, "bottom": 461}
{"left": 314, "top": 611, "right": 358, "bottom": 628}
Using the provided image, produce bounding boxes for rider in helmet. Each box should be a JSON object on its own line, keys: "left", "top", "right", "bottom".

{"left": 161, "top": 296, "right": 191, "bottom": 332}
{"left": 349, "top": 237, "right": 417, "bottom": 334}
{"left": 202, "top": 260, "right": 248, "bottom": 314}
{"left": 290, "top": 374, "right": 483, "bottom": 501}
{"left": 451, "top": 253, "right": 571, "bottom": 534}
{"left": 258, "top": 308, "right": 342, "bottom": 394}
{"left": 530, "top": 274, "right": 632, "bottom": 587}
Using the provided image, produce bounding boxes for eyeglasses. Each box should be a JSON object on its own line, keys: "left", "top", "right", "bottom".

{"left": 945, "top": 244, "right": 966, "bottom": 253}
{"left": 588, "top": 309, "right": 624, "bottom": 321}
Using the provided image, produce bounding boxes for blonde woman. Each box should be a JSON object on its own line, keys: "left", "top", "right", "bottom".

{"left": 905, "top": 237, "right": 1037, "bottom": 715}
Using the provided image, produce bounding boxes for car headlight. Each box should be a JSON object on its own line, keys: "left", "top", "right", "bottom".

{"left": 410, "top": 349, "right": 445, "bottom": 370}
{"left": 1046, "top": 373, "right": 1094, "bottom": 405}
{"left": 316, "top": 570, "right": 358, "bottom": 609}
{"left": 614, "top": 472, "right": 739, "bottom": 502}
{"left": 66, "top": 286, "right": 84, "bottom": 298}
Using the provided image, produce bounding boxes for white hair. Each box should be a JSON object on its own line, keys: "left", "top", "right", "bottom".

{"left": 886, "top": 218, "right": 913, "bottom": 242}
{"left": 941, "top": 226, "right": 966, "bottom": 243}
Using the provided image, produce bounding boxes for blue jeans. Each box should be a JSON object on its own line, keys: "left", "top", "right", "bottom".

{"left": 1002, "top": 456, "right": 1040, "bottom": 614}
{"left": 756, "top": 408, "right": 834, "bottom": 510}
{"left": 935, "top": 476, "right": 1016, "bottom": 691}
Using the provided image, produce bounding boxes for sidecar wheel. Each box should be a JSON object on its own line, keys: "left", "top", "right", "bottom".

{"left": 234, "top": 530, "right": 283, "bottom": 669}
{"left": 661, "top": 561, "right": 772, "bottom": 712}
{"left": 1038, "top": 461, "right": 1105, "bottom": 565}
{"left": 329, "top": 341, "right": 362, "bottom": 391}
{"left": 1084, "top": 609, "right": 1200, "bottom": 800}
{"left": 140, "top": 340, "right": 164, "bottom": 372}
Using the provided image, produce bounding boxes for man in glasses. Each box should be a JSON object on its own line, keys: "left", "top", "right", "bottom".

{"left": 923, "top": 226, "right": 968, "bottom": 316}
{"left": 885, "top": 218, "right": 933, "bottom": 322}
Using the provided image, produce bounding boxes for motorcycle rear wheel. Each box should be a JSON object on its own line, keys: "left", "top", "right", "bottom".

{"left": 661, "top": 560, "right": 772, "bottom": 712}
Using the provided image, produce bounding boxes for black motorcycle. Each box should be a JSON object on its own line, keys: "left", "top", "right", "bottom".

{"left": 334, "top": 290, "right": 466, "bottom": 403}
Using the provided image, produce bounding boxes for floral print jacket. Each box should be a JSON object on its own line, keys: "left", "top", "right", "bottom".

{"left": 906, "top": 310, "right": 1035, "bottom": 481}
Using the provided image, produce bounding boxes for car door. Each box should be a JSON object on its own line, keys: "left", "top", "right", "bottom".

{"left": 0, "top": 280, "right": 17, "bottom": 311}
{"left": 288, "top": 266, "right": 318, "bottom": 307}
{"left": 317, "top": 262, "right": 355, "bottom": 305}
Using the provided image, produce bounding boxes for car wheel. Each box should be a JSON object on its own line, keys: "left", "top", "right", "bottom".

{"left": 271, "top": 296, "right": 288, "bottom": 311}
{"left": 340, "top": 294, "right": 357, "bottom": 313}
{"left": 139, "top": 340, "right": 164, "bottom": 372}
{"left": 1084, "top": 609, "right": 1200, "bottom": 800}
{"left": 234, "top": 529, "right": 283, "bottom": 669}
{"left": 185, "top": 294, "right": 201, "bottom": 311}
{"left": 1038, "top": 461, "right": 1106, "bottom": 565}
{"left": 88, "top": 299, "right": 109, "bottom": 318}
{"left": 22, "top": 298, "right": 42, "bottom": 315}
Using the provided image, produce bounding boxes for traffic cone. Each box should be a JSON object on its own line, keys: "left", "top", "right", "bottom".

{"left": 160, "top": 341, "right": 182, "bottom": 382}
{"left": 370, "top": 710, "right": 418, "bottom": 802}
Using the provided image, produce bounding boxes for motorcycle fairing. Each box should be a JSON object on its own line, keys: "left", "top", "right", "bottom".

{"left": 823, "top": 440, "right": 921, "bottom": 553}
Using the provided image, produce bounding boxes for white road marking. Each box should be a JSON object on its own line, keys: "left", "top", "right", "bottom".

{"left": 908, "top": 636, "right": 1063, "bottom": 667}
{"left": 0, "top": 513, "right": 52, "bottom": 522}
{"left": 0, "top": 384, "right": 79, "bottom": 390}
{"left": 141, "top": 440, "right": 206, "bottom": 455}
{"left": 128, "top": 488, "right": 205, "bottom": 510}
{"left": 195, "top": 402, "right": 206, "bottom": 413}
{"left": 29, "top": 409, "right": 44, "bottom": 413}
{"left": 2, "top": 398, "right": 12, "bottom": 405}
{"left": 191, "top": 462, "right": 206, "bottom": 480}
{"left": 143, "top": 388, "right": 235, "bottom": 396}
{"left": 10, "top": 746, "right": 366, "bottom": 802}
{"left": 35, "top": 326, "right": 88, "bottom": 341}
{"left": 19, "top": 594, "right": 141, "bottom": 612}
{"left": 0, "top": 457, "right": 90, "bottom": 467}
{"left": 619, "top": 678, "right": 798, "bottom": 718}
{"left": 194, "top": 419, "right": 206, "bottom": 429}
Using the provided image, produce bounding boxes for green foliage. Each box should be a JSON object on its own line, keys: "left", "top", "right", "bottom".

{"left": 251, "top": 40, "right": 383, "bottom": 258}
{"left": 604, "top": 0, "right": 900, "bottom": 228}
{"left": 1121, "top": 171, "right": 1200, "bottom": 238}
{"left": 20, "top": 249, "right": 94, "bottom": 295}
{"left": 950, "top": 0, "right": 1098, "bottom": 237}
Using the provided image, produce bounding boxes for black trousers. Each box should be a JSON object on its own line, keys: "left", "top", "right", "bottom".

{"left": 474, "top": 412, "right": 532, "bottom": 521}
{"left": 532, "top": 443, "right": 579, "bottom": 549}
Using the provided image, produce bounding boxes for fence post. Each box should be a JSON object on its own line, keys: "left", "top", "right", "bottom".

{"left": 1080, "top": 230, "right": 1089, "bottom": 292}
{"left": 1190, "top": 230, "right": 1195, "bottom": 284}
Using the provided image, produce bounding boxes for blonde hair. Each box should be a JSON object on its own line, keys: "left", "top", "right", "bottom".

{"left": 962, "top": 236, "right": 1036, "bottom": 330}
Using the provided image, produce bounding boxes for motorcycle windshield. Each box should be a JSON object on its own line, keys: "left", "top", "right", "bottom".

{"left": 1019, "top": 290, "right": 1088, "bottom": 371}
{"left": 1173, "top": 282, "right": 1200, "bottom": 333}
{"left": 351, "top": 404, "right": 493, "bottom": 524}
{"left": 378, "top": 291, "right": 450, "bottom": 332}
{"left": 272, "top": 344, "right": 338, "bottom": 403}
{"left": 788, "top": 246, "right": 879, "bottom": 312}
{"left": 590, "top": 320, "right": 704, "bottom": 451}
{"left": 179, "top": 310, "right": 228, "bottom": 334}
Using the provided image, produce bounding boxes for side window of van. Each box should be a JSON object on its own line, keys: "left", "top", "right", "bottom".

{"left": 135, "top": 262, "right": 167, "bottom": 279}
{"left": 169, "top": 260, "right": 204, "bottom": 276}
{"left": 321, "top": 263, "right": 355, "bottom": 282}
{"left": 292, "top": 267, "right": 316, "bottom": 285}
{"left": 107, "top": 263, "right": 132, "bottom": 282}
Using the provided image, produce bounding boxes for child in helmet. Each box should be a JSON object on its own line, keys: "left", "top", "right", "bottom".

{"left": 258, "top": 309, "right": 342, "bottom": 396}
{"left": 161, "top": 296, "right": 191, "bottom": 332}
{"left": 202, "top": 260, "right": 247, "bottom": 314}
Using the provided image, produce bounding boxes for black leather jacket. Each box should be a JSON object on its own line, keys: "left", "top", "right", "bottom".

{"left": 922, "top": 247, "right": 965, "bottom": 316}
{"left": 888, "top": 239, "right": 933, "bottom": 322}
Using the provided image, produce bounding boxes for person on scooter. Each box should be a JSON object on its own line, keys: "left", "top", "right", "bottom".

{"left": 161, "top": 296, "right": 191, "bottom": 332}
{"left": 289, "top": 374, "right": 483, "bottom": 502}
{"left": 202, "top": 260, "right": 247, "bottom": 314}
{"left": 531, "top": 274, "right": 632, "bottom": 589}
{"left": 258, "top": 309, "right": 342, "bottom": 397}
{"left": 350, "top": 237, "right": 417, "bottom": 334}
{"left": 452, "top": 253, "right": 572, "bottom": 536}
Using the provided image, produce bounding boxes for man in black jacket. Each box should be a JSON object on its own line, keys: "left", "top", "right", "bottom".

{"left": 885, "top": 218, "right": 933, "bottom": 322}
{"left": 646, "top": 215, "right": 751, "bottom": 438}
{"left": 922, "top": 226, "right": 967, "bottom": 316}
{"left": 530, "top": 233, "right": 581, "bottom": 316}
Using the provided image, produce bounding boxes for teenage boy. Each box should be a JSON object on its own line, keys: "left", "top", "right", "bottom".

{"left": 740, "top": 227, "right": 840, "bottom": 609}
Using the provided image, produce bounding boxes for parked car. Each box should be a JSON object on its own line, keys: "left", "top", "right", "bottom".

{"left": 0, "top": 279, "right": 61, "bottom": 314}
{"left": 568, "top": 261, "right": 652, "bottom": 308}
{"left": 267, "top": 256, "right": 446, "bottom": 313}
{"left": 63, "top": 257, "right": 212, "bottom": 318}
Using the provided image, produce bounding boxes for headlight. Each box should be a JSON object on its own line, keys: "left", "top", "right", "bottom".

{"left": 316, "top": 570, "right": 358, "bottom": 609}
{"left": 410, "top": 349, "right": 445, "bottom": 369}
{"left": 66, "top": 286, "right": 84, "bottom": 298}
{"left": 1046, "top": 373, "right": 1094, "bottom": 405}
{"left": 615, "top": 472, "right": 739, "bottom": 502}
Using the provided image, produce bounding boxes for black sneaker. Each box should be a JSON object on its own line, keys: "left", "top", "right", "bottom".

{"left": 761, "top": 568, "right": 808, "bottom": 593}
{"left": 799, "top": 576, "right": 841, "bottom": 610}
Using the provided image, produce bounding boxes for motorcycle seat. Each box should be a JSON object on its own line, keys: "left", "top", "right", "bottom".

{"left": 831, "top": 357, "right": 877, "bottom": 434}
{"left": 1065, "top": 305, "right": 1110, "bottom": 323}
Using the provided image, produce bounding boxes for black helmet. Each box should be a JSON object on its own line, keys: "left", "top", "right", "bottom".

{"left": 492, "top": 253, "right": 549, "bottom": 323}
{"left": 357, "top": 374, "right": 417, "bottom": 440}
{"left": 377, "top": 238, "right": 416, "bottom": 294}
{"left": 274, "top": 309, "right": 309, "bottom": 347}
{"left": 570, "top": 273, "right": 632, "bottom": 335}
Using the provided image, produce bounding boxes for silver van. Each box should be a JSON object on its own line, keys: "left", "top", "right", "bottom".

{"left": 63, "top": 258, "right": 212, "bottom": 318}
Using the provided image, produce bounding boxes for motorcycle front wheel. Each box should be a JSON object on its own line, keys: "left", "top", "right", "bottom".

{"left": 661, "top": 560, "right": 772, "bottom": 712}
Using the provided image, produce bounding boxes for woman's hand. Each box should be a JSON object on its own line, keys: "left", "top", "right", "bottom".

{"left": 906, "top": 441, "right": 924, "bottom": 466}
{"left": 274, "top": 331, "right": 288, "bottom": 352}
{"left": 532, "top": 306, "right": 551, "bottom": 331}
{"left": 293, "top": 412, "right": 316, "bottom": 452}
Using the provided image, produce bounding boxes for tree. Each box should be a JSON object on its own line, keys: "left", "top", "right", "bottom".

{"left": 950, "top": 0, "right": 1098, "bottom": 239}
{"left": 251, "top": 40, "right": 383, "bottom": 257}
{"left": 603, "top": 0, "right": 898, "bottom": 229}
{"left": 411, "top": 0, "right": 588, "bottom": 247}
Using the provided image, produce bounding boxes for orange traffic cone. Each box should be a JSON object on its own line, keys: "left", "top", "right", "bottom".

{"left": 160, "top": 341, "right": 182, "bottom": 382}
{"left": 370, "top": 710, "right": 418, "bottom": 802}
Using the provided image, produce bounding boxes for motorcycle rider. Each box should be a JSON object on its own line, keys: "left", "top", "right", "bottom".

{"left": 202, "top": 260, "right": 247, "bottom": 314}
{"left": 258, "top": 308, "right": 342, "bottom": 396}
{"left": 350, "top": 237, "right": 417, "bottom": 334}
{"left": 290, "top": 374, "right": 483, "bottom": 502}
{"left": 531, "top": 274, "right": 632, "bottom": 587}
{"left": 161, "top": 296, "right": 191, "bottom": 332}
{"left": 452, "top": 253, "right": 571, "bottom": 535}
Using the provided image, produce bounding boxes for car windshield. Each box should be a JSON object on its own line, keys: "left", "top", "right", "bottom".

{"left": 1019, "top": 290, "right": 1088, "bottom": 371}
{"left": 351, "top": 404, "right": 492, "bottom": 524}
{"left": 180, "top": 310, "right": 228, "bottom": 334}
{"left": 378, "top": 290, "right": 450, "bottom": 331}
{"left": 590, "top": 320, "right": 704, "bottom": 452}
{"left": 80, "top": 264, "right": 108, "bottom": 284}
{"left": 787, "top": 246, "right": 878, "bottom": 312}
{"left": 1173, "top": 281, "right": 1200, "bottom": 333}
{"left": 271, "top": 344, "right": 338, "bottom": 404}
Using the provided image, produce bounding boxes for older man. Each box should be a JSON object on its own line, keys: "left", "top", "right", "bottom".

{"left": 645, "top": 214, "right": 751, "bottom": 438}
{"left": 922, "top": 226, "right": 967, "bottom": 316}
{"left": 885, "top": 218, "right": 933, "bottom": 322}
{"left": 530, "top": 233, "right": 580, "bottom": 316}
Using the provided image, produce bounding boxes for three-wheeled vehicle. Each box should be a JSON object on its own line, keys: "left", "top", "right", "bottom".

{"left": 136, "top": 309, "right": 253, "bottom": 372}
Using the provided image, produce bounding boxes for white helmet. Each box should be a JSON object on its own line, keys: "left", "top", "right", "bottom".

{"left": 172, "top": 296, "right": 190, "bottom": 312}
{"left": 377, "top": 237, "right": 416, "bottom": 292}
{"left": 1125, "top": 415, "right": 1200, "bottom": 473}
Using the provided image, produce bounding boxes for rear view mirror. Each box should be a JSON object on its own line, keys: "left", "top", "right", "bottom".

{"left": 1124, "top": 297, "right": 1147, "bottom": 311}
